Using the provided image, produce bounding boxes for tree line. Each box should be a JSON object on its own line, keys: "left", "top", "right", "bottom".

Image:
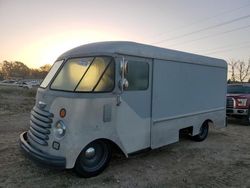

{"left": 0, "top": 61, "right": 52, "bottom": 80}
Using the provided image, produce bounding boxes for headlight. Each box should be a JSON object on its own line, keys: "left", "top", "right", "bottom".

{"left": 54, "top": 121, "right": 66, "bottom": 138}
{"left": 236, "top": 98, "right": 248, "bottom": 107}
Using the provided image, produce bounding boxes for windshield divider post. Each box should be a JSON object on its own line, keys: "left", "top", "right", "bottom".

{"left": 74, "top": 57, "right": 96, "bottom": 92}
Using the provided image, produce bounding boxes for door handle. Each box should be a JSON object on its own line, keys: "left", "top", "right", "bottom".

{"left": 113, "top": 92, "right": 122, "bottom": 106}
{"left": 116, "top": 94, "right": 121, "bottom": 106}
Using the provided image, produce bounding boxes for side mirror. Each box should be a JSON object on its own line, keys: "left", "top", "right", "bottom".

{"left": 120, "top": 60, "right": 128, "bottom": 76}
{"left": 119, "top": 78, "right": 129, "bottom": 90}
{"left": 124, "top": 61, "right": 128, "bottom": 75}
{"left": 119, "top": 57, "right": 129, "bottom": 92}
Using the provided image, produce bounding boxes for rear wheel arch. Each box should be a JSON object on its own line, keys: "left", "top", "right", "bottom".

{"left": 204, "top": 119, "right": 214, "bottom": 126}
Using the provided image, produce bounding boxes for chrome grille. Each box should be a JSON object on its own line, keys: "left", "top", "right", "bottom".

{"left": 27, "top": 106, "right": 53, "bottom": 146}
{"left": 227, "top": 97, "right": 234, "bottom": 108}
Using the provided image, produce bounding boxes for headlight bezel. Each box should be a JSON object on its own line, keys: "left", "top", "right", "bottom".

{"left": 54, "top": 121, "right": 66, "bottom": 138}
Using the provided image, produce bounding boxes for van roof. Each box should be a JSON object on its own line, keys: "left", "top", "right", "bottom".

{"left": 58, "top": 41, "right": 227, "bottom": 68}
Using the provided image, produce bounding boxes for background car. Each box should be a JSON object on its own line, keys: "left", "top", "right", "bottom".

{"left": 227, "top": 83, "right": 250, "bottom": 124}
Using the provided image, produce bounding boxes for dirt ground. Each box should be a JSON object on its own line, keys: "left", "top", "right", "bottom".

{"left": 1, "top": 86, "right": 250, "bottom": 188}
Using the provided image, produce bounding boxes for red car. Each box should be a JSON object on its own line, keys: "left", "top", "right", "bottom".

{"left": 227, "top": 84, "right": 250, "bottom": 123}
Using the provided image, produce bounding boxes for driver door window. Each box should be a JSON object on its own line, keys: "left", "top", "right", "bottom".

{"left": 125, "top": 61, "right": 149, "bottom": 91}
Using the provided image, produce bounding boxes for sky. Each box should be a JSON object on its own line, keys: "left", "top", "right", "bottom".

{"left": 0, "top": 0, "right": 250, "bottom": 68}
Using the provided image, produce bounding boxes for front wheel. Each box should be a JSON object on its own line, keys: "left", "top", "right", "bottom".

{"left": 192, "top": 122, "right": 209, "bottom": 142}
{"left": 74, "top": 140, "right": 112, "bottom": 178}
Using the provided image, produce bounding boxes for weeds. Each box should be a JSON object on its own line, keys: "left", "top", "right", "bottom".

{"left": 0, "top": 86, "right": 36, "bottom": 115}
{"left": 0, "top": 86, "right": 36, "bottom": 97}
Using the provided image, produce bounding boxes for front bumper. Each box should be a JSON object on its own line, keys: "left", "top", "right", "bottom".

{"left": 19, "top": 131, "right": 66, "bottom": 168}
{"left": 226, "top": 108, "right": 248, "bottom": 116}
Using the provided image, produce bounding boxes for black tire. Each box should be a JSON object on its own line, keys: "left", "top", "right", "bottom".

{"left": 74, "top": 140, "right": 111, "bottom": 178}
{"left": 192, "top": 122, "right": 209, "bottom": 142}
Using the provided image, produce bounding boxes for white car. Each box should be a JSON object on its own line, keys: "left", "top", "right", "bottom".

{"left": 22, "top": 83, "right": 33, "bottom": 89}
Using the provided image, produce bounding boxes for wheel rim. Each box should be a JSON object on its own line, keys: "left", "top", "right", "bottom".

{"left": 80, "top": 141, "right": 109, "bottom": 172}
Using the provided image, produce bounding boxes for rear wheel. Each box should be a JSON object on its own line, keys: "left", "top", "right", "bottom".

{"left": 192, "top": 122, "right": 209, "bottom": 142}
{"left": 74, "top": 140, "right": 111, "bottom": 178}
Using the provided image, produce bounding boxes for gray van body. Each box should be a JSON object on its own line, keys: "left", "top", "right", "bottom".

{"left": 20, "top": 41, "right": 227, "bottom": 169}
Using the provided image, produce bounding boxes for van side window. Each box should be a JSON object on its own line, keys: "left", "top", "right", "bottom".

{"left": 125, "top": 61, "right": 149, "bottom": 90}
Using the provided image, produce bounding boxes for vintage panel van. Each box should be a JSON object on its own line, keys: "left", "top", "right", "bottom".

{"left": 19, "top": 41, "right": 227, "bottom": 177}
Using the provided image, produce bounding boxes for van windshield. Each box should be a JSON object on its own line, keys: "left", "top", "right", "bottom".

{"left": 40, "top": 60, "right": 64, "bottom": 88}
{"left": 50, "top": 56, "right": 115, "bottom": 92}
{"left": 227, "top": 85, "right": 250, "bottom": 94}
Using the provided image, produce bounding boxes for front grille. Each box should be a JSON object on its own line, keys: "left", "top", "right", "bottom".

{"left": 227, "top": 97, "right": 234, "bottom": 108}
{"left": 27, "top": 106, "right": 53, "bottom": 146}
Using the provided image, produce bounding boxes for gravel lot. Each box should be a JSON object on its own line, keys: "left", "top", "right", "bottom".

{"left": 1, "top": 86, "right": 250, "bottom": 188}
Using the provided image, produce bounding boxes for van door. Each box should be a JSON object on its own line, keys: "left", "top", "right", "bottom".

{"left": 115, "top": 56, "right": 152, "bottom": 154}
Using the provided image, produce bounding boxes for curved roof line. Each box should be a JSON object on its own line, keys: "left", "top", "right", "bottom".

{"left": 58, "top": 41, "right": 227, "bottom": 68}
